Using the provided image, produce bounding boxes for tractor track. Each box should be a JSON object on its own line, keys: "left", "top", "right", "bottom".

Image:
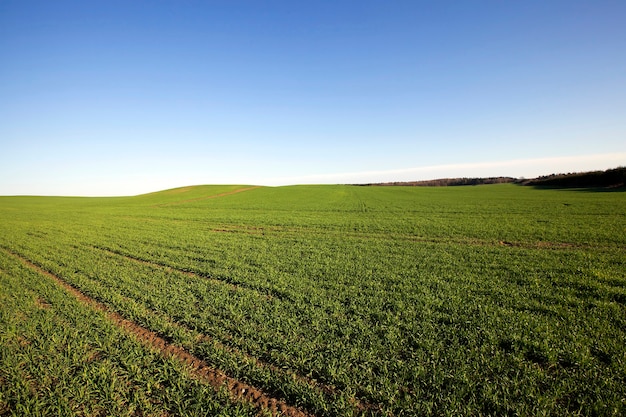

{"left": 90, "top": 244, "right": 377, "bottom": 412}
{"left": 91, "top": 245, "right": 289, "bottom": 301}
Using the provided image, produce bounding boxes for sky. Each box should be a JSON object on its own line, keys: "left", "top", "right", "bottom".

{"left": 1, "top": 0, "right": 625, "bottom": 196}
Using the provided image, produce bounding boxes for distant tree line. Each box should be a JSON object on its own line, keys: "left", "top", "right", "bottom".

{"left": 356, "top": 167, "right": 625, "bottom": 188}
{"left": 357, "top": 177, "right": 516, "bottom": 187}
{"left": 515, "top": 166, "right": 625, "bottom": 188}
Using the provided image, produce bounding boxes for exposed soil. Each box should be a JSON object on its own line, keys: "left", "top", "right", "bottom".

{"left": 1, "top": 247, "right": 312, "bottom": 417}
{"left": 34, "top": 296, "right": 51, "bottom": 309}
{"left": 499, "top": 240, "right": 576, "bottom": 249}
{"left": 211, "top": 226, "right": 266, "bottom": 235}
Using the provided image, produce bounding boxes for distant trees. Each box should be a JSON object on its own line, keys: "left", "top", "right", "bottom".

{"left": 516, "top": 167, "right": 625, "bottom": 188}
{"left": 355, "top": 167, "right": 626, "bottom": 189}
{"left": 357, "top": 177, "right": 516, "bottom": 187}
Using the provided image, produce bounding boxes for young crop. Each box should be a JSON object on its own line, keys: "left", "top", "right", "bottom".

{"left": 0, "top": 249, "right": 256, "bottom": 417}
{"left": 1, "top": 184, "right": 625, "bottom": 416}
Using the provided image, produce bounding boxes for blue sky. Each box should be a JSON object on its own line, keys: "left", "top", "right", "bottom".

{"left": 1, "top": 0, "right": 625, "bottom": 195}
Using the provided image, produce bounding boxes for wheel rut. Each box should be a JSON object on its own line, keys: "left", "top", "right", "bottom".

{"left": 91, "top": 245, "right": 287, "bottom": 300}
{"left": 0, "top": 247, "right": 312, "bottom": 417}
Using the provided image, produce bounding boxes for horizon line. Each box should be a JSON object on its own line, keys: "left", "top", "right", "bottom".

{"left": 1, "top": 153, "right": 624, "bottom": 197}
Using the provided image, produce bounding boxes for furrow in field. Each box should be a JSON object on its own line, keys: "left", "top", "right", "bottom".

{"left": 91, "top": 245, "right": 289, "bottom": 301}
{"left": 90, "top": 244, "right": 375, "bottom": 412}
{"left": 0, "top": 247, "right": 312, "bottom": 417}
{"left": 93, "top": 245, "right": 246, "bottom": 293}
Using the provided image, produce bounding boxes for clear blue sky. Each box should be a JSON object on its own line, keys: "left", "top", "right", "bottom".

{"left": 1, "top": 0, "right": 625, "bottom": 195}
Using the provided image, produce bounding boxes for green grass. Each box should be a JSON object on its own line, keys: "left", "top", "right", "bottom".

{"left": 0, "top": 249, "right": 255, "bottom": 417}
{"left": 1, "top": 184, "right": 625, "bottom": 416}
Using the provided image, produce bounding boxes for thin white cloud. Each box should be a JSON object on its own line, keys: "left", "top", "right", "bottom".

{"left": 3, "top": 153, "right": 623, "bottom": 196}
{"left": 261, "top": 153, "right": 626, "bottom": 185}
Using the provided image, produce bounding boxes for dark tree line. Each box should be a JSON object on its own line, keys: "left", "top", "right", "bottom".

{"left": 361, "top": 177, "right": 516, "bottom": 187}
{"left": 515, "top": 166, "right": 625, "bottom": 188}
{"left": 356, "top": 167, "right": 625, "bottom": 189}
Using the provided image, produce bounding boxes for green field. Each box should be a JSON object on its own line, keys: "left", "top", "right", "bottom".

{"left": 1, "top": 184, "right": 625, "bottom": 416}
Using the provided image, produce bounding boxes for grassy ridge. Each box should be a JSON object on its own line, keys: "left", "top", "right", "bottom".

{"left": 1, "top": 184, "right": 625, "bottom": 415}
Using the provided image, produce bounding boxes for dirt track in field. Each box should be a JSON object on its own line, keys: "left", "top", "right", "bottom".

{"left": 1, "top": 247, "right": 312, "bottom": 417}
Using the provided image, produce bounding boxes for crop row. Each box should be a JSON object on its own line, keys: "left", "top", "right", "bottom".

{"left": 0, "top": 248, "right": 256, "bottom": 417}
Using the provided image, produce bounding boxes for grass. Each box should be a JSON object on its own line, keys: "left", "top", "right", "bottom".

{"left": 0, "top": 248, "right": 255, "bottom": 417}
{"left": 1, "top": 184, "right": 625, "bottom": 415}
